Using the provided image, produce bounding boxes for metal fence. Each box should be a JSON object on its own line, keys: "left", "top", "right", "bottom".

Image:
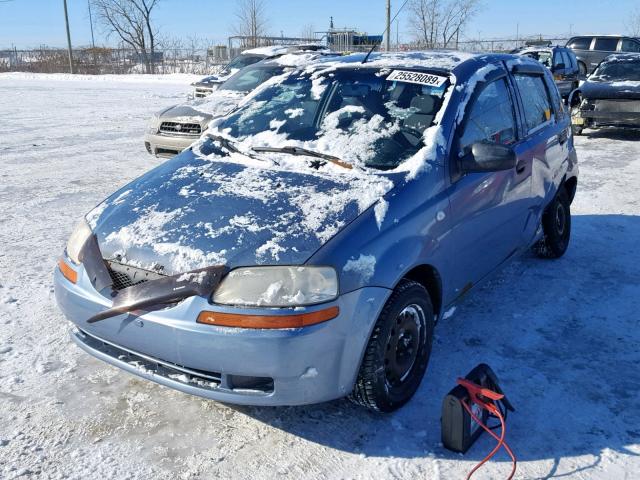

{"left": 0, "top": 47, "right": 226, "bottom": 75}
{"left": 0, "top": 37, "right": 570, "bottom": 75}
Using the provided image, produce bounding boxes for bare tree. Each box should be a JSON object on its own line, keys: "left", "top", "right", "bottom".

{"left": 626, "top": 8, "right": 640, "bottom": 37}
{"left": 409, "top": 0, "right": 481, "bottom": 48}
{"left": 91, "top": 0, "right": 161, "bottom": 73}
{"left": 233, "top": 0, "right": 269, "bottom": 48}
{"left": 439, "top": 0, "right": 480, "bottom": 47}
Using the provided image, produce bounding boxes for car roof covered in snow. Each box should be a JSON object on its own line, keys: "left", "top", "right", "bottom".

{"left": 242, "top": 44, "right": 331, "bottom": 57}
{"left": 297, "top": 50, "right": 545, "bottom": 82}
{"left": 601, "top": 52, "right": 640, "bottom": 63}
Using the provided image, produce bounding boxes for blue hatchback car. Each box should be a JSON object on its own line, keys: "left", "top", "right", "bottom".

{"left": 55, "top": 52, "right": 578, "bottom": 412}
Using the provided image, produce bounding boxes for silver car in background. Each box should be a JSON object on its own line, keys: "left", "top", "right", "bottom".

{"left": 192, "top": 44, "right": 330, "bottom": 98}
{"left": 145, "top": 56, "right": 317, "bottom": 158}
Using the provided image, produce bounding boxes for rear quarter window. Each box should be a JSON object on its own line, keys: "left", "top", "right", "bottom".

{"left": 567, "top": 37, "right": 592, "bottom": 50}
{"left": 593, "top": 37, "right": 620, "bottom": 52}
{"left": 621, "top": 39, "right": 640, "bottom": 53}
{"left": 513, "top": 74, "right": 554, "bottom": 133}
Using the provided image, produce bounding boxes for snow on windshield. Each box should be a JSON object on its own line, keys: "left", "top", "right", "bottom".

{"left": 197, "top": 65, "right": 453, "bottom": 175}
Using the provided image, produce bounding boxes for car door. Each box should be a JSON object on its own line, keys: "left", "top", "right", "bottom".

{"left": 446, "top": 67, "right": 533, "bottom": 297}
{"left": 511, "top": 66, "right": 570, "bottom": 238}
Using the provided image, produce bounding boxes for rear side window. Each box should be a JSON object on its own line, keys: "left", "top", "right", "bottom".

{"left": 459, "top": 78, "right": 517, "bottom": 152}
{"left": 567, "top": 37, "right": 591, "bottom": 50}
{"left": 514, "top": 74, "right": 553, "bottom": 133}
{"left": 593, "top": 37, "right": 620, "bottom": 52}
{"left": 564, "top": 50, "right": 577, "bottom": 69}
{"left": 621, "top": 39, "right": 640, "bottom": 53}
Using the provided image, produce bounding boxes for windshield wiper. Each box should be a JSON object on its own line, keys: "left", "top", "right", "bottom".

{"left": 251, "top": 146, "right": 353, "bottom": 170}
{"left": 206, "top": 134, "right": 279, "bottom": 165}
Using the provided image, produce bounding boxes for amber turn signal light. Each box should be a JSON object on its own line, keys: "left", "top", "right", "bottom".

{"left": 197, "top": 306, "right": 339, "bottom": 329}
{"left": 58, "top": 258, "right": 78, "bottom": 284}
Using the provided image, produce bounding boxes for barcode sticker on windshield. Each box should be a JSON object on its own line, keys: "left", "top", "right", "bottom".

{"left": 386, "top": 70, "right": 448, "bottom": 87}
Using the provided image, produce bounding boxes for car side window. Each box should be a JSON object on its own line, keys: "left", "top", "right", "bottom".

{"left": 565, "top": 50, "right": 577, "bottom": 70}
{"left": 513, "top": 74, "right": 553, "bottom": 133}
{"left": 568, "top": 37, "right": 591, "bottom": 50}
{"left": 593, "top": 37, "right": 619, "bottom": 52}
{"left": 459, "top": 78, "right": 517, "bottom": 153}
{"left": 553, "top": 50, "right": 564, "bottom": 68}
{"left": 621, "top": 39, "right": 640, "bottom": 53}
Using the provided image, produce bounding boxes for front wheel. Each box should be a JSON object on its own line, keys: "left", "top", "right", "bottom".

{"left": 349, "top": 280, "right": 435, "bottom": 412}
{"left": 533, "top": 188, "right": 572, "bottom": 258}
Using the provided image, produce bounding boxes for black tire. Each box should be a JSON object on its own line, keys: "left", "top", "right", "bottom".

{"left": 533, "top": 187, "right": 571, "bottom": 258}
{"left": 349, "top": 279, "right": 435, "bottom": 412}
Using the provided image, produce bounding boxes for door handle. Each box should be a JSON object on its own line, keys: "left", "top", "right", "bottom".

{"left": 516, "top": 160, "right": 526, "bottom": 174}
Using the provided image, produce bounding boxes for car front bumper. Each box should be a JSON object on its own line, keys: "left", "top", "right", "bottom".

{"left": 144, "top": 132, "right": 199, "bottom": 158}
{"left": 54, "top": 262, "right": 390, "bottom": 406}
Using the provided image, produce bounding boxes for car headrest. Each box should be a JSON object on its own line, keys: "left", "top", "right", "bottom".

{"left": 410, "top": 94, "right": 437, "bottom": 114}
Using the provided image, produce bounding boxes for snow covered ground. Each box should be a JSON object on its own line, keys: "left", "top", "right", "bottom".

{"left": 1, "top": 73, "right": 639, "bottom": 479}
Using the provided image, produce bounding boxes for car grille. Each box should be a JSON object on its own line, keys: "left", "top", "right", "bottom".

{"left": 74, "top": 329, "right": 275, "bottom": 394}
{"left": 159, "top": 121, "right": 201, "bottom": 136}
{"left": 195, "top": 87, "right": 213, "bottom": 98}
{"left": 77, "top": 329, "right": 222, "bottom": 390}
{"left": 594, "top": 99, "right": 640, "bottom": 113}
{"left": 107, "top": 261, "right": 165, "bottom": 291}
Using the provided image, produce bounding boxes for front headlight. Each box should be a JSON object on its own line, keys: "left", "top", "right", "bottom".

{"left": 66, "top": 219, "right": 92, "bottom": 264}
{"left": 213, "top": 266, "right": 338, "bottom": 307}
{"left": 147, "top": 114, "right": 160, "bottom": 132}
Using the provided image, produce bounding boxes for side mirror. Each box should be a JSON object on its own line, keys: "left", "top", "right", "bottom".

{"left": 460, "top": 143, "right": 517, "bottom": 173}
{"left": 553, "top": 63, "right": 566, "bottom": 71}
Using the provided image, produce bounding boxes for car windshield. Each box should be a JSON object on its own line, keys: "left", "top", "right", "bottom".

{"left": 208, "top": 68, "right": 449, "bottom": 171}
{"left": 219, "top": 65, "right": 286, "bottom": 93}
{"left": 221, "top": 54, "right": 266, "bottom": 75}
{"left": 523, "top": 50, "right": 552, "bottom": 68}
{"left": 591, "top": 59, "right": 640, "bottom": 81}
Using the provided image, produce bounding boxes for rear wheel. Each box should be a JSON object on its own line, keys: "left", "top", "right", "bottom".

{"left": 533, "top": 188, "right": 572, "bottom": 258}
{"left": 349, "top": 280, "right": 435, "bottom": 412}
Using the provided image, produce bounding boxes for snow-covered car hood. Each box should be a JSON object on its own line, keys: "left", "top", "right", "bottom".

{"left": 87, "top": 149, "right": 394, "bottom": 275}
{"left": 159, "top": 91, "right": 246, "bottom": 124}
{"left": 581, "top": 79, "right": 640, "bottom": 99}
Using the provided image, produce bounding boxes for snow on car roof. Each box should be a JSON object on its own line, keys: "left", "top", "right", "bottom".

{"left": 242, "top": 44, "right": 330, "bottom": 56}
{"left": 307, "top": 50, "right": 478, "bottom": 72}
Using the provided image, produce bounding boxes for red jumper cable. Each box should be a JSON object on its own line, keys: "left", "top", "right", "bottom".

{"left": 457, "top": 378, "right": 517, "bottom": 480}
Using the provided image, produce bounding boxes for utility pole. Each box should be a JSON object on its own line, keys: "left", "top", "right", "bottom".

{"left": 63, "top": 0, "right": 74, "bottom": 74}
{"left": 88, "top": 0, "right": 96, "bottom": 49}
{"left": 385, "top": 0, "right": 391, "bottom": 52}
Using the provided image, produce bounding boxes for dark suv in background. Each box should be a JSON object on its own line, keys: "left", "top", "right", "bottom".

{"left": 513, "top": 44, "right": 580, "bottom": 98}
{"left": 566, "top": 35, "right": 640, "bottom": 75}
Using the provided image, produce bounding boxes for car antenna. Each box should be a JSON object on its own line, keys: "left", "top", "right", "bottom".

{"left": 362, "top": 0, "right": 411, "bottom": 64}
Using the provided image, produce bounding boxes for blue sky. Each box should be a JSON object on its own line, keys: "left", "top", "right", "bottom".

{"left": 0, "top": 0, "right": 637, "bottom": 49}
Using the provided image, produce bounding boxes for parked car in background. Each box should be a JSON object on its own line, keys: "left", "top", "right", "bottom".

{"left": 55, "top": 51, "right": 577, "bottom": 412}
{"left": 570, "top": 53, "right": 640, "bottom": 135}
{"left": 513, "top": 45, "right": 580, "bottom": 98}
{"left": 145, "top": 52, "right": 337, "bottom": 157}
{"left": 566, "top": 35, "right": 640, "bottom": 75}
{"left": 192, "top": 44, "right": 330, "bottom": 98}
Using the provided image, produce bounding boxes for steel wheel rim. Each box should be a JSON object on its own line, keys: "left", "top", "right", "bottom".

{"left": 384, "top": 304, "right": 425, "bottom": 387}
